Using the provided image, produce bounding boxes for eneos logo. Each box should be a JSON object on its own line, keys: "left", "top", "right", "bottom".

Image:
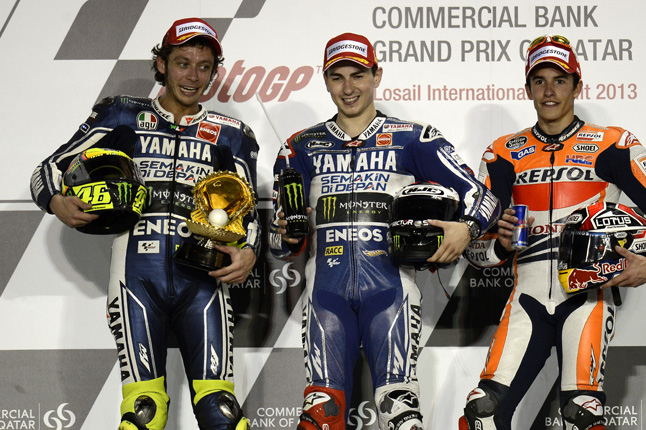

{"left": 197, "top": 122, "right": 221, "bottom": 143}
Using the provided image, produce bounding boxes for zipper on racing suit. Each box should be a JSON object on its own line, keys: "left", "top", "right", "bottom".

{"left": 166, "top": 125, "right": 181, "bottom": 298}
{"left": 349, "top": 146, "right": 359, "bottom": 300}
{"left": 547, "top": 149, "right": 556, "bottom": 313}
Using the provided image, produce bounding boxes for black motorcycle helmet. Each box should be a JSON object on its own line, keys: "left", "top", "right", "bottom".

{"left": 387, "top": 181, "right": 460, "bottom": 270}
{"left": 558, "top": 201, "right": 646, "bottom": 293}
{"left": 62, "top": 148, "right": 147, "bottom": 234}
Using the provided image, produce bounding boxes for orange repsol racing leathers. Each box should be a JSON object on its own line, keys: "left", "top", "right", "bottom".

{"left": 30, "top": 96, "right": 260, "bottom": 429}
{"left": 463, "top": 117, "right": 646, "bottom": 429}
{"left": 269, "top": 112, "right": 500, "bottom": 429}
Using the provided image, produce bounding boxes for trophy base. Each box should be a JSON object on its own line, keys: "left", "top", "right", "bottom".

{"left": 174, "top": 242, "right": 231, "bottom": 272}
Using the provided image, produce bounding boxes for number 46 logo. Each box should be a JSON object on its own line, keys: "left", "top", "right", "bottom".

{"left": 73, "top": 182, "right": 114, "bottom": 210}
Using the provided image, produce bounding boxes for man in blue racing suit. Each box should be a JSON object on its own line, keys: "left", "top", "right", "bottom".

{"left": 269, "top": 32, "right": 500, "bottom": 430}
{"left": 30, "top": 18, "right": 259, "bottom": 430}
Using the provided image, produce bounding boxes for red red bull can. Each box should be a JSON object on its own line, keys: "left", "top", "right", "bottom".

{"left": 511, "top": 204, "right": 528, "bottom": 250}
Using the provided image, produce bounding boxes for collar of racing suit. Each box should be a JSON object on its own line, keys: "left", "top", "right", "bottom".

{"left": 531, "top": 116, "right": 585, "bottom": 144}
{"left": 152, "top": 97, "right": 209, "bottom": 126}
{"left": 329, "top": 111, "right": 387, "bottom": 140}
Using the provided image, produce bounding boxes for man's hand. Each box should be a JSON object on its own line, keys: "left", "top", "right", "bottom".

{"left": 426, "top": 219, "right": 471, "bottom": 264}
{"left": 208, "top": 246, "right": 256, "bottom": 284}
{"left": 603, "top": 246, "right": 646, "bottom": 288}
{"left": 497, "top": 207, "right": 535, "bottom": 252}
{"left": 274, "top": 208, "right": 312, "bottom": 245}
{"left": 49, "top": 194, "right": 99, "bottom": 228}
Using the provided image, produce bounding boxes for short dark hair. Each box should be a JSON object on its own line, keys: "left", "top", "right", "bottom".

{"left": 525, "top": 65, "right": 580, "bottom": 88}
{"left": 324, "top": 63, "right": 379, "bottom": 78}
{"left": 151, "top": 36, "right": 224, "bottom": 86}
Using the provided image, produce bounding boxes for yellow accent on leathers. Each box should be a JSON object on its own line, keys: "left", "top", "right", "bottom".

{"left": 119, "top": 377, "right": 169, "bottom": 430}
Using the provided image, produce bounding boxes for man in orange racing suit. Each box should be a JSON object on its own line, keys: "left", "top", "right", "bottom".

{"left": 459, "top": 35, "right": 646, "bottom": 430}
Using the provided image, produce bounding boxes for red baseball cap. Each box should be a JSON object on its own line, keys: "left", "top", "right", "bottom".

{"left": 525, "top": 35, "right": 581, "bottom": 79}
{"left": 162, "top": 17, "right": 222, "bottom": 57}
{"left": 323, "top": 33, "right": 377, "bottom": 72}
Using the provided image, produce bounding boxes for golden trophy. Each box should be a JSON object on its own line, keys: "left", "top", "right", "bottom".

{"left": 174, "top": 171, "right": 255, "bottom": 271}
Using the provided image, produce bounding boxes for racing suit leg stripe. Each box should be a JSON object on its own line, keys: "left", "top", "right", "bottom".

{"left": 481, "top": 289, "right": 517, "bottom": 380}
{"left": 561, "top": 289, "right": 614, "bottom": 392}
{"left": 576, "top": 293, "right": 605, "bottom": 390}
{"left": 171, "top": 282, "right": 234, "bottom": 381}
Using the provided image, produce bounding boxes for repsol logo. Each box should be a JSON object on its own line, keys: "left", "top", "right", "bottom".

{"left": 201, "top": 60, "right": 315, "bottom": 103}
{"left": 516, "top": 166, "right": 595, "bottom": 184}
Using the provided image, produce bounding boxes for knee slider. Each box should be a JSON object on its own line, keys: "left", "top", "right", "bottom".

{"left": 193, "top": 380, "right": 249, "bottom": 430}
{"left": 120, "top": 377, "right": 169, "bottom": 430}
{"left": 375, "top": 384, "right": 423, "bottom": 430}
{"left": 298, "top": 386, "right": 345, "bottom": 430}
{"left": 462, "top": 386, "right": 499, "bottom": 430}
{"left": 562, "top": 395, "right": 605, "bottom": 430}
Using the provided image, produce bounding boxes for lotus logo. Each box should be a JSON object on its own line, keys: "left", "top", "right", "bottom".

{"left": 347, "top": 401, "right": 377, "bottom": 429}
{"left": 44, "top": 403, "right": 76, "bottom": 429}
{"left": 269, "top": 262, "right": 301, "bottom": 294}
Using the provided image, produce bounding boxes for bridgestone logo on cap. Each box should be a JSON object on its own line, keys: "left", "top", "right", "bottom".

{"left": 176, "top": 22, "right": 216, "bottom": 39}
{"left": 529, "top": 45, "right": 570, "bottom": 66}
{"left": 327, "top": 40, "right": 368, "bottom": 60}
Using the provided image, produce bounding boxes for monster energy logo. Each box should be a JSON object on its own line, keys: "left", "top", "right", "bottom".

{"left": 283, "top": 182, "right": 305, "bottom": 210}
{"left": 322, "top": 196, "right": 337, "bottom": 221}
{"left": 116, "top": 182, "right": 132, "bottom": 203}
{"left": 116, "top": 182, "right": 147, "bottom": 214}
{"left": 393, "top": 234, "right": 443, "bottom": 251}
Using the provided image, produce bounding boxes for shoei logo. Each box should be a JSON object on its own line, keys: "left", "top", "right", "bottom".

{"left": 43, "top": 404, "right": 76, "bottom": 430}
{"left": 347, "top": 401, "right": 377, "bottom": 430}
{"left": 269, "top": 262, "right": 301, "bottom": 294}
{"left": 572, "top": 143, "right": 600, "bottom": 153}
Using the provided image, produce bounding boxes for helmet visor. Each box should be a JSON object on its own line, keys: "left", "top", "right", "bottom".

{"left": 65, "top": 154, "right": 143, "bottom": 186}
{"left": 392, "top": 196, "right": 457, "bottom": 221}
{"left": 558, "top": 230, "right": 619, "bottom": 270}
